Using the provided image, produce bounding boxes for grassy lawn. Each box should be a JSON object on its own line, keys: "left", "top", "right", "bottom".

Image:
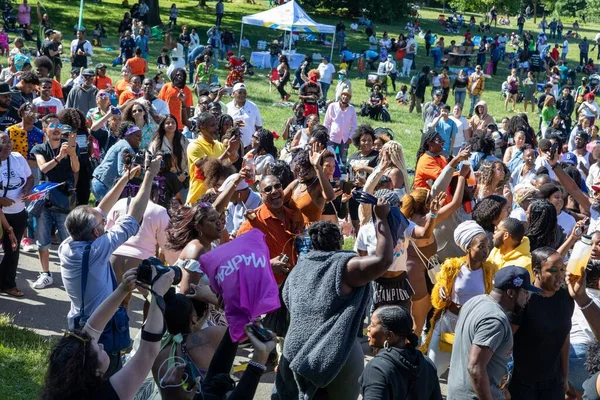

{"left": 14, "top": 0, "right": 600, "bottom": 169}
{"left": 0, "top": 314, "right": 51, "bottom": 400}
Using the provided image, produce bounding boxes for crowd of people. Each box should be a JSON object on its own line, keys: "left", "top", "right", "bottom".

{"left": 1, "top": 0, "right": 600, "bottom": 399}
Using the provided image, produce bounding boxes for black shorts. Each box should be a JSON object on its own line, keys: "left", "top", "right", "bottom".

{"left": 530, "top": 64, "right": 540, "bottom": 72}
{"left": 509, "top": 88, "right": 519, "bottom": 95}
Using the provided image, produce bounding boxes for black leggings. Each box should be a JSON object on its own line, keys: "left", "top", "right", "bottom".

{"left": 277, "top": 77, "right": 289, "bottom": 99}
{"left": 0, "top": 210, "right": 27, "bottom": 290}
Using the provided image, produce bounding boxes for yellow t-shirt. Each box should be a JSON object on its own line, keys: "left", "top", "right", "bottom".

{"left": 186, "top": 136, "right": 226, "bottom": 205}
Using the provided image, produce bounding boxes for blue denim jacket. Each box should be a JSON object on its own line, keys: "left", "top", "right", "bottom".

{"left": 92, "top": 139, "right": 134, "bottom": 187}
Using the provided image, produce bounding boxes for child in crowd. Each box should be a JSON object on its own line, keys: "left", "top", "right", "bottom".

{"left": 395, "top": 84, "right": 409, "bottom": 104}
{"left": 357, "top": 54, "right": 366, "bottom": 78}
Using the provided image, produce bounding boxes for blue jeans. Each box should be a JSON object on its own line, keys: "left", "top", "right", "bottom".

{"left": 569, "top": 342, "right": 589, "bottom": 392}
{"left": 499, "top": 47, "right": 506, "bottom": 61}
{"left": 91, "top": 178, "right": 109, "bottom": 203}
{"left": 431, "top": 47, "right": 442, "bottom": 68}
{"left": 320, "top": 81, "right": 331, "bottom": 100}
{"left": 36, "top": 208, "right": 69, "bottom": 250}
{"left": 454, "top": 88, "right": 466, "bottom": 109}
{"left": 469, "top": 94, "right": 480, "bottom": 117}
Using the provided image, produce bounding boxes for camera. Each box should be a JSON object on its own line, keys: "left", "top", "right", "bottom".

{"left": 136, "top": 257, "right": 182, "bottom": 286}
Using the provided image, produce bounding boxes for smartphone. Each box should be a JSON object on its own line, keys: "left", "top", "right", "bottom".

{"left": 249, "top": 323, "right": 272, "bottom": 342}
{"left": 340, "top": 181, "right": 354, "bottom": 195}
{"left": 68, "top": 132, "right": 77, "bottom": 148}
{"left": 549, "top": 142, "right": 559, "bottom": 159}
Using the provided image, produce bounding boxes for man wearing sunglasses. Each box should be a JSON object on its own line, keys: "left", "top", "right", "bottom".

{"left": 30, "top": 114, "right": 80, "bottom": 290}
{"left": 236, "top": 174, "right": 304, "bottom": 284}
{"left": 65, "top": 69, "right": 99, "bottom": 115}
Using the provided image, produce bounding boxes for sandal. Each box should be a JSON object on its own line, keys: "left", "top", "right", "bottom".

{"left": 3, "top": 287, "right": 24, "bottom": 297}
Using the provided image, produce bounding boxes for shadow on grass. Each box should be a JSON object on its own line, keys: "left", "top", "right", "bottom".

{"left": 0, "top": 314, "right": 52, "bottom": 400}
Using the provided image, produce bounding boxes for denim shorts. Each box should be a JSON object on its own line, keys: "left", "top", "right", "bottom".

{"left": 35, "top": 207, "right": 69, "bottom": 250}
{"left": 569, "top": 342, "right": 590, "bottom": 392}
{"left": 91, "top": 178, "right": 109, "bottom": 203}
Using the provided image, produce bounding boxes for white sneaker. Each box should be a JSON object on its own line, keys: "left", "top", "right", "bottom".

{"left": 21, "top": 238, "right": 37, "bottom": 252}
{"left": 32, "top": 273, "right": 53, "bottom": 289}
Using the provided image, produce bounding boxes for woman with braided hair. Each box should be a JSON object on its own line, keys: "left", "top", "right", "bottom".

{"left": 413, "top": 129, "right": 448, "bottom": 189}
{"left": 525, "top": 199, "right": 560, "bottom": 251}
{"left": 360, "top": 305, "right": 441, "bottom": 399}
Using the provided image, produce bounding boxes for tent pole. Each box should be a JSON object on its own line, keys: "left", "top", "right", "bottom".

{"left": 239, "top": 23, "right": 244, "bottom": 56}
{"left": 330, "top": 32, "right": 335, "bottom": 61}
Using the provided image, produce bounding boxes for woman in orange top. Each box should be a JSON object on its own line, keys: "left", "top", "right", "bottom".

{"left": 115, "top": 65, "right": 131, "bottom": 97}
{"left": 413, "top": 129, "right": 449, "bottom": 189}
{"left": 92, "top": 63, "right": 113, "bottom": 91}
{"left": 125, "top": 48, "right": 148, "bottom": 78}
{"left": 285, "top": 145, "right": 335, "bottom": 225}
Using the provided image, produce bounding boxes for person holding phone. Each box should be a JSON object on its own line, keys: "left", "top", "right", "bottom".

{"left": 30, "top": 114, "right": 79, "bottom": 290}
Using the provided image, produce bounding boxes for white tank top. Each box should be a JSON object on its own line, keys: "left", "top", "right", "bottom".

{"left": 451, "top": 264, "right": 486, "bottom": 305}
{"left": 576, "top": 151, "right": 591, "bottom": 178}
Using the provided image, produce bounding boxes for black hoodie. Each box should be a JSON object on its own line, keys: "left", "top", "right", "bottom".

{"left": 359, "top": 346, "right": 442, "bottom": 400}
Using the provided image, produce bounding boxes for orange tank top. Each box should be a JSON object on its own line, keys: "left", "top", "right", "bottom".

{"left": 288, "top": 180, "right": 323, "bottom": 225}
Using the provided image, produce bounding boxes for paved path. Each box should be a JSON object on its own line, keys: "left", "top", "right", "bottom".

{"left": 0, "top": 246, "right": 446, "bottom": 399}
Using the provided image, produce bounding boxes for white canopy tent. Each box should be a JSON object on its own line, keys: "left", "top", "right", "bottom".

{"left": 239, "top": 0, "right": 336, "bottom": 60}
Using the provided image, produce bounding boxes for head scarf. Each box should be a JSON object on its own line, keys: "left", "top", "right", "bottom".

{"left": 454, "top": 220, "right": 486, "bottom": 252}
{"left": 514, "top": 186, "right": 538, "bottom": 205}
{"left": 308, "top": 70, "right": 319, "bottom": 84}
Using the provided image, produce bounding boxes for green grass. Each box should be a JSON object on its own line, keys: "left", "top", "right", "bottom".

{"left": 0, "top": 314, "right": 52, "bottom": 400}
{"left": 17, "top": 0, "right": 600, "bottom": 167}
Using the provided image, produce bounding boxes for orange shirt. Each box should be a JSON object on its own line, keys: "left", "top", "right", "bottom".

{"left": 237, "top": 204, "right": 304, "bottom": 284}
{"left": 115, "top": 79, "right": 129, "bottom": 97}
{"left": 93, "top": 75, "right": 114, "bottom": 91}
{"left": 119, "top": 89, "right": 142, "bottom": 105}
{"left": 413, "top": 152, "right": 448, "bottom": 189}
{"left": 126, "top": 56, "right": 147, "bottom": 76}
{"left": 157, "top": 83, "right": 193, "bottom": 127}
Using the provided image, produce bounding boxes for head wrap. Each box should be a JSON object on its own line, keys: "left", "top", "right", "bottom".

{"left": 308, "top": 70, "right": 319, "bottom": 84}
{"left": 454, "top": 220, "right": 486, "bottom": 252}
{"left": 124, "top": 125, "right": 141, "bottom": 136}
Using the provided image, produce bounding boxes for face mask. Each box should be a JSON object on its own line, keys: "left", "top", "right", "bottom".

{"left": 338, "top": 75, "right": 344, "bottom": 80}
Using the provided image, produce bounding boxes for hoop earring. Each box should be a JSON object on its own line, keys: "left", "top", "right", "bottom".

{"left": 384, "top": 340, "right": 390, "bottom": 351}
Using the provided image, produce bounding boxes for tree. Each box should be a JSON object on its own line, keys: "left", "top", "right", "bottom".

{"left": 542, "top": 0, "right": 586, "bottom": 17}
{"left": 147, "top": 0, "right": 161, "bottom": 26}
{"left": 448, "top": 0, "right": 520, "bottom": 15}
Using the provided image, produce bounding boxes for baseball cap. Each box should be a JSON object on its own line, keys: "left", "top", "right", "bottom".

{"left": 218, "top": 174, "right": 249, "bottom": 192}
{"left": 561, "top": 152, "right": 577, "bottom": 165}
{"left": 493, "top": 266, "right": 542, "bottom": 293}
{"left": 339, "top": 69, "right": 347, "bottom": 76}
{"left": 95, "top": 63, "right": 107, "bottom": 70}
{"left": 341, "top": 89, "right": 352, "bottom": 97}
{"left": 232, "top": 82, "right": 247, "bottom": 92}
{"left": 323, "top": 56, "right": 330, "bottom": 62}
{"left": 82, "top": 69, "right": 95, "bottom": 76}
{"left": 433, "top": 89, "right": 443, "bottom": 96}
{"left": 44, "top": 28, "right": 54, "bottom": 35}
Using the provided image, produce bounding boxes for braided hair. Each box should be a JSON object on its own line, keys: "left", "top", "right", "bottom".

{"left": 472, "top": 195, "right": 508, "bottom": 233}
{"left": 308, "top": 220, "right": 343, "bottom": 251}
{"left": 525, "top": 199, "right": 559, "bottom": 251}
{"left": 374, "top": 305, "right": 420, "bottom": 350}
{"left": 415, "top": 129, "right": 438, "bottom": 168}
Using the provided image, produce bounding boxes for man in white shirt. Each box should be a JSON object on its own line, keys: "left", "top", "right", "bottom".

{"left": 226, "top": 83, "right": 262, "bottom": 149}
{"left": 33, "top": 78, "right": 64, "bottom": 118}
{"left": 218, "top": 174, "right": 262, "bottom": 238}
{"left": 70, "top": 29, "right": 93, "bottom": 69}
{"left": 562, "top": 38, "right": 569, "bottom": 61}
{"left": 497, "top": 33, "right": 508, "bottom": 61}
{"left": 383, "top": 54, "right": 398, "bottom": 92}
{"left": 317, "top": 56, "right": 336, "bottom": 100}
{"left": 450, "top": 103, "right": 469, "bottom": 155}
{"left": 140, "top": 78, "right": 169, "bottom": 116}
{"left": 323, "top": 90, "right": 358, "bottom": 170}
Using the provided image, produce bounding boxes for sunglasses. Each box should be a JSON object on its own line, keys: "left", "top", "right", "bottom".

{"left": 49, "top": 123, "right": 63, "bottom": 130}
{"left": 132, "top": 109, "right": 145, "bottom": 114}
{"left": 63, "top": 330, "right": 89, "bottom": 365}
{"left": 263, "top": 183, "right": 282, "bottom": 193}
{"left": 98, "top": 92, "right": 109, "bottom": 98}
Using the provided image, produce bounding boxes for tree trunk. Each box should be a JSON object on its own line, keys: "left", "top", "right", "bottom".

{"left": 148, "top": 0, "right": 162, "bottom": 26}
{"left": 533, "top": 0, "right": 537, "bottom": 23}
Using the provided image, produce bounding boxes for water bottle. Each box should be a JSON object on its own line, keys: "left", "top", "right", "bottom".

{"left": 566, "top": 235, "right": 592, "bottom": 278}
{"left": 109, "top": 91, "right": 118, "bottom": 107}
{"left": 245, "top": 153, "right": 256, "bottom": 183}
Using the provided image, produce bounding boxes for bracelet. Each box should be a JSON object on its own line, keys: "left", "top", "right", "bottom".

{"left": 248, "top": 360, "right": 267, "bottom": 372}
{"left": 141, "top": 329, "right": 163, "bottom": 342}
{"left": 579, "top": 298, "right": 595, "bottom": 310}
{"left": 551, "top": 163, "right": 559, "bottom": 170}
{"left": 428, "top": 212, "right": 438, "bottom": 219}
{"left": 54, "top": 157, "right": 60, "bottom": 164}
{"left": 84, "top": 322, "right": 103, "bottom": 335}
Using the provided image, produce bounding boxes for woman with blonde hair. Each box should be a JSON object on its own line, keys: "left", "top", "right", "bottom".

{"left": 401, "top": 165, "right": 470, "bottom": 336}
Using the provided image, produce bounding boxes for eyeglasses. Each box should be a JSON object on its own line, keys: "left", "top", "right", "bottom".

{"left": 48, "top": 123, "right": 63, "bottom": 129}
{"left": 433, "top": 138, "right": 445, "bottom": 144}
{"left": 24, "top": 110, "right": 39, "bottom": 117}
{"left": 98, "top": 92, "right": 109, "bottom": 98}
{"left": 132, "top": 109, "right": 144, "bottom": 114}
{"left": 263, "top": 183, "right": 282, "bottom": 193}
{"left": 93, "top": 217, "right": 106, "bottom": 231}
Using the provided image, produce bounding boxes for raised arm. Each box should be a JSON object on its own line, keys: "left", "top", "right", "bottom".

{"left": 97, "top": 165, "right": 142, "bottom": 215}
{"left": 213, "top": 168, "right": 249, "bottom": 213}
{"left": 310, "top": 146, "right": 335, "bottom": 202}
{"left": 412, "top": 191, "right": 445, "bottom": 238}
{"left": 548, "top": 151, "right": 592, "bottom": 212}
{"left": 127, "top": 156, "right": 162, "bottom": 223}
{"left": 343, "top": 201, "right": 394, "bottom": 292}
{"left": 111, "top": 269, "right": 175, "bottom": 400}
